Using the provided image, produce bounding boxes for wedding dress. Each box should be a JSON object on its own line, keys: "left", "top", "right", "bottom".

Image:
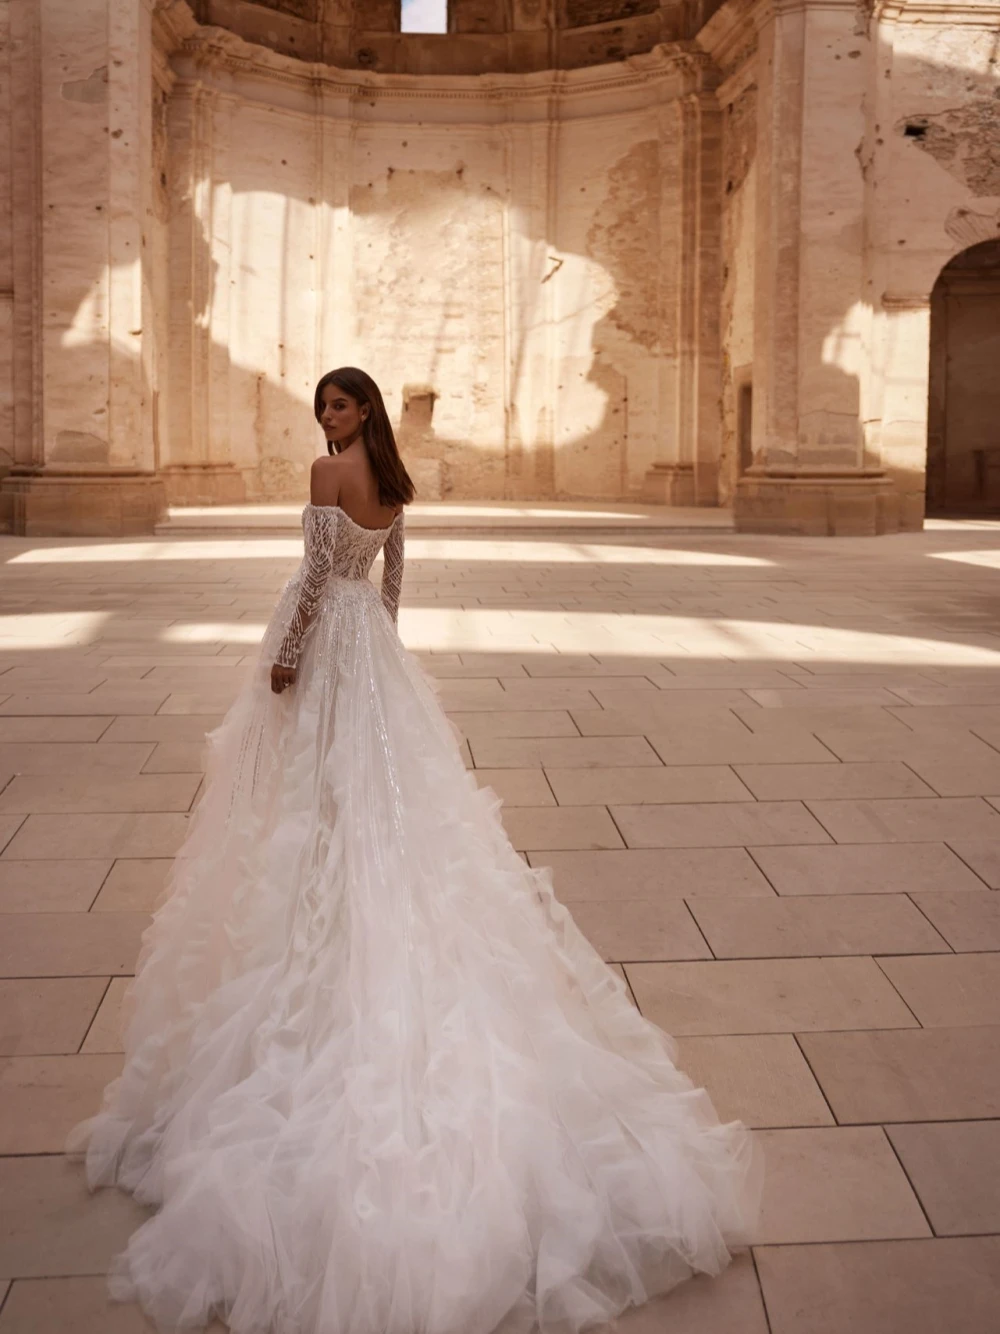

{"left": 72, "top": 503, "right": 762, "bottom": 1334}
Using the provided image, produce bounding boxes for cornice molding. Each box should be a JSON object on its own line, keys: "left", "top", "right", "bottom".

{"left": 172, "top": 24, "right": 716, "bottom": 108}
{"left": 875, "top": 0, "right": 1000, "bottom": 24}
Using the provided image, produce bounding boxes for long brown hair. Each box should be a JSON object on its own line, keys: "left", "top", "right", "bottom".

{"left": 314, "top": 367, "right": 415, "bottom": 508}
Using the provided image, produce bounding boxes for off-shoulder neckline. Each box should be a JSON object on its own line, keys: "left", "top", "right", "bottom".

{"left": 303, "top": 502, "right": 403, "bottom": 534}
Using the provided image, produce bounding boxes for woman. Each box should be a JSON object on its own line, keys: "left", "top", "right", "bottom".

{"left": 71, "top": 368, "right": 761, "bottom": 1334}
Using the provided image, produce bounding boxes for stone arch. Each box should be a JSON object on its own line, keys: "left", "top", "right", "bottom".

{"left": 926, "top": 239, "right": 1000, "bottom": 515}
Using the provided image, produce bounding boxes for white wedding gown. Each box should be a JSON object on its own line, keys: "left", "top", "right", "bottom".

{"left": 72, "top": 503, "right": 762, "bottom": 1334}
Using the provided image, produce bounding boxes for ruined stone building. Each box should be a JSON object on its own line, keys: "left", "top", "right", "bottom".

{"left": 0, "top": 0, "right": 997, "bottom": 535}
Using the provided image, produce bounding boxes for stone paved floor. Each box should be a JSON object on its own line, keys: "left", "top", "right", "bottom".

{"left": 1, "top": 516, "right": 1000, "bottom": 1332}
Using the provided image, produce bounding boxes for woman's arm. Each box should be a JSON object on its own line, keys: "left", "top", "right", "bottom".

{"left": 273, "top": 462, "right": 338, "bottom": 681}
{"left": 380, "top": 511, "right": 405, "bottom": 626}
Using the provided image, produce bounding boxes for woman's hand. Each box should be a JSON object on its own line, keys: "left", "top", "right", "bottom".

{"left": 271, "top": 663, "right": 296, "bottom": 695}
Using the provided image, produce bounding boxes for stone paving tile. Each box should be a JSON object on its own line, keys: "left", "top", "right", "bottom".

{"left": 688, "top": 895, "right": 949, "bottom": 958}
{"left": 734, "top": 706, "right": 914, "bottom": 736}
{"left": 90, "top": 860, "right": 172, "bottom": 913}
{"left": 140, "top": 741, "right": 206, "bottom": 773}
{"left": 0, "top": 689, "right": 169, "bottom": 717}
{"left": 733, "top": 763, "right": 933, "bottom": 801}
{"left": 748, "top": 842, "right": 987, "bottom": 895}
{"left": 81, "top": 978, "right": 130, "bottom": 1054}
{"left": 602, "top": 1252, "right": 768, "bottom": 1334}
{"left": 98, "top": 715, "right": 224, "bottom": 743}
{"left": 448, "top": 710, "right": 580, "bottom": 740}
{"left": 909, "top": 892, "right": 1000, "bottom": 951}
{"left": 0, "top": 861, "right": 111, "bottom": 913}
{"left": 500, "top": 806, "right": 624, "bottom": 851}
{"left": 0, "top": 914, "right": 149, "bottom": 978}
{"left": 566, "top": 898, "right": 711, "bottom": 962}
{"left": 755, "top": 1127, "right": 930, "bottom": 1244}
{"left": 806, "top": 797, "right": 1000, "bottom": 843}
{"left": 0, "top": 1156, "right": 149, "bottom": 1279}
{"left": 0, "top": 1054, "right": 124, "bottom": 1153}
{"left": 648, "top": 726, "right": 839, "bottom": 765}
{"left": 570, "top": 696, "right": 759, "bottom": 734}
{"left": 674, "top": 1035, "right": 833, "bottom": 1128}
{"left": 547, "top": 766, "right": 753, "bottom": 806}
{"left": 0, "top": 979, "right": 108, "bottom": 1056}
{"left": 0, "top": 742, "right": 153, "bottom": 777}
{"left": 798, "top": 1026, "right": 1000, "bottom": 1122}
{"left": 948, "top": 839, "right": 1000, "bottom": 887}
{"left": 532, "top": 848, "right": 775, "bottom": 900}
{"left": 2, "top": 813, "right": 190, "bottom": 861}
{"left": 886, "top": 1121, "right": 1000, "bottom": 1236}
{"left": 0, "top": 774, "right": 201, "bottom": 815}
{"left": 625, "top": 958, "right": 917, "bottom": 1035}
{"left": 474, "top": 768, "right": 555, "bottom": 807}
{"left": 754, "top": 1237, "right": 1000, "bottom": 1334}
{"left": 613, "top": 801, "right": 832, "bottom": 849}
{"left": 470, "top": 735, "right": 661, "bottom": 769}
{"left": 0, "top": 1276, "right": 172, "bottom": 1332}
{"left": 0, "top": 717, "right": 111, "bottom": 743}
{"left": 877, "top": 953, "right": 1000, "bottom": 1026}
{"left": 744, "top": 688, "right": 905, "bottom": 710}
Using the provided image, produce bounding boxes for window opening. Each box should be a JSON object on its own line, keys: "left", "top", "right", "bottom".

{"left": 401, "top": 0, "right": 448, "bottom": 33}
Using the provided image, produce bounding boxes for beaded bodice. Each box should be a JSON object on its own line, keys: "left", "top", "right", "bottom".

{"left": 274, "top": 504, "right": 405, "bottom": 670}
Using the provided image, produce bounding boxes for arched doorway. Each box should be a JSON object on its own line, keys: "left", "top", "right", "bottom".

{"left": 927, "top": 239, "right": 1000, "bottom": 514}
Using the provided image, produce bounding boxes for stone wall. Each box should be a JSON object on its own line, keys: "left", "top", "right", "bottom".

{"left": 157, "top": 19, "right": 717, "bottom": 503}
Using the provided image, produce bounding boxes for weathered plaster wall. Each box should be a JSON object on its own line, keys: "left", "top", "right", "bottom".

{"left": 0, "top": 3, "right": 13, "bottom": 475}
{"left": 159, "top": 28, "right": 704, "bottom": 502}
{"left": 863, "top": 2, "right": 1000, "bottom": 528}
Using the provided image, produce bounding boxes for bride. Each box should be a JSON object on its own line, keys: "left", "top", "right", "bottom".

{"left": 71, "top": 367, "right": 762, "bottom": 1334}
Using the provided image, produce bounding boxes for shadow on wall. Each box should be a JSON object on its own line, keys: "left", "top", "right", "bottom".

{"left": 43, "top": 31, "right": 1000, "bottom": 516}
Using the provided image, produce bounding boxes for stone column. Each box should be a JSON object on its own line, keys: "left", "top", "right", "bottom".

{"left": 0, "top": 0, "right": 167, "bottom": 536}
{"left": 733, "top": 0, "right": 899, "bottom": 535}
{"left": 643, "top": 53, "right": 723, "bottom": 507}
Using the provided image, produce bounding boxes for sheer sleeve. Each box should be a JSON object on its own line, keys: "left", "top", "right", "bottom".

{"left": 380, "top": 511, "right": 405, "bottom": 626}
{"left": 275, "top": 507, "right": 335, "bottom": 669}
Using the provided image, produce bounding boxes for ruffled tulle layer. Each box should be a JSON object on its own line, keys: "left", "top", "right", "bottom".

{"left": 69, "top": 574, "right": 762, "bottom": 1334}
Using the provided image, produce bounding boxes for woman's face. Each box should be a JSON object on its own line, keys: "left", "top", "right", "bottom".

{"left": 319, "top": 383, "right": 368, "bottom": 449}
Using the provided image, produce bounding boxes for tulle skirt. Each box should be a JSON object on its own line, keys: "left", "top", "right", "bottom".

{"left": 69, "top": 574, "right": 762, "bottom": 1334}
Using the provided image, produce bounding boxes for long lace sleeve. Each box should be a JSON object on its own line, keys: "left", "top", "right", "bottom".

{"left": 275, "top": 507, "right": 335, "bottom": 669}
{"left": 380, "top": 512, "right": 405, "bottom": 626}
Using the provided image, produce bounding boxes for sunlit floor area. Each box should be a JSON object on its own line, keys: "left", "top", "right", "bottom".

{"left": 1, "top": 515, "right": 1000, "bottom": 1332}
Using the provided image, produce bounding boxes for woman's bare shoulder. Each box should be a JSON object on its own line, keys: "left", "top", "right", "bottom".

{"left": 309, "top": 454, "right": 344, "bottom": 506}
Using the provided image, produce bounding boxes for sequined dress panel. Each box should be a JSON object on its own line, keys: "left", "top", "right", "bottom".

{"left": 71, "top": 501, "right": 761, "bottom": 1334}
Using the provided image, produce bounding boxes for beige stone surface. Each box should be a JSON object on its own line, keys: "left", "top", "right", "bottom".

{"left": 886, "top": 1121, "right": 1000, "bottom": 1236}
{"left": 0, "top": 1156, "right": 148, "bottom": 1279}
{"left": 547, "top": 766, "right": 753, "bottom": 806}
{"left": 0, "top": 861, "right": 111, "bottom": 913}
{"left": 532, "top": 849, "right": 774, "bottom": 901}
{"left": 909, "top": 892, "right": 1000, "bottom": 951}
{"left": 81, "top": 978, "right": 131, "bottom": 1055}
{"left": 674, "top": 1036, "right": 833, "bottom": 1129}
{"left": 734, "top": 763, "right": 933, "bottom": 801}
{"left": 755, "top": 1127, "right": 930, "bottom": 1245}
{"left": 90, "top": 861, "right": 172, "bottom": 913}
{"left": 0, "top": 1054, "right": 124, "bottom": 1154}
{"left": 0, "top": 914, "right": 149, "bottom": 978}
{"left": 567, "top": 898, "right": 711, "bottom": 963}
{"left": 0, "top": 1276, "right": 165, "bottom": 1333}
{"left": 0, "top": 979, "right": 107, "bottom": 1056}
{"left": 0, "top": 514, "right": 999, "bottom": 1323}
{"left": 474, "top": 769, "right": 555, "bottom": 808}
{"left": 806, "top": 798, "right": 1000, "bottom": 844}
{"left": 0, "top": 774, "right": 200, "bottom": 814}
{"left": 688, "top": 895, "right": 949, "bottom": 958}
{"left": 603, "top": 1253, "right": 768, "bottom": 1334}
{"left": 613, "top": 802, "right": 831, "bottom": 850}
{"left": 877, "top": 954, "right": 1000, "bottom": 1027}
{"left": 798, "top": 1027, "right": 1000, "bottom": 1123}
{"left": 625, "top": 959, "right": 917, "bottom": 1035}
{"left": 747, "top": 843, "right": 987, "bottom": 896}
{"left": 755, "top": 1238, "right": 1000, "bottom": 1334}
